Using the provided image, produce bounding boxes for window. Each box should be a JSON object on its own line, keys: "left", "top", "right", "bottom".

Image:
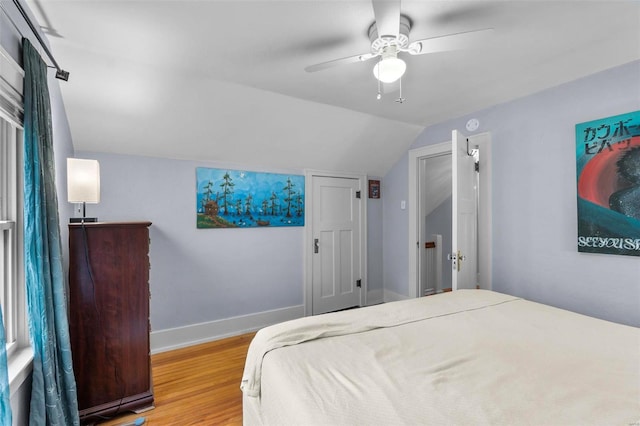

{"left": 0, "top": 45, "right": 29, "bottom": 386}
{"left": 1, "top": 116, "right": 24, "bottom": 358}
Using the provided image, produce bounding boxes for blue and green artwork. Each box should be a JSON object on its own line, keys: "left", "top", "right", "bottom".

{"left": 196, "top": 167, "right": 304, "bottom": 228}
{"left": 576, "top": 110, "right": 640, "bottom": 256}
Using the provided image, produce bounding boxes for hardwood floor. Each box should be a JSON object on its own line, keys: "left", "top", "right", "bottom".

{"left": 96, "top": 332, "right": 256, "bottom": 426}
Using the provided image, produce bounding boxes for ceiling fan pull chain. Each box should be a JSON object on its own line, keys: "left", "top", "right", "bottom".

{"left": 396, "top": 77, "right": 405, "bottom": 104}
{"left": 376, "top": 58, "right": 382, "bottom": 100}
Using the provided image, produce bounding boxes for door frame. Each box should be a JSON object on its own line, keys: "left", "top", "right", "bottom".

{"left": 408, "top": 133, "right": 492, "bottom": 298}
{"left": 304, "top": 169, "right": 368, "bottom": 316}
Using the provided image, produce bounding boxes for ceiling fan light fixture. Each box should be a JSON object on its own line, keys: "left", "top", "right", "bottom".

{"left": 373, "top": 56, "right": 406, "bottom": 83}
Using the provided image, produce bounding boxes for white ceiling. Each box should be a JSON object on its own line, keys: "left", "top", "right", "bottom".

{"left": 28, "top": 0, "right": 640, "bottom": 176}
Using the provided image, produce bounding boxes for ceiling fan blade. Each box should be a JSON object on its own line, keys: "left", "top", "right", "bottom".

{"left": 305, "top": 52, "right": 377, "bottom": 73}
{"left": 407, "top": 28, "right": 494, "bottom": 55}
{"left": 371, "top": 0, "right": 401, "bottom": 38}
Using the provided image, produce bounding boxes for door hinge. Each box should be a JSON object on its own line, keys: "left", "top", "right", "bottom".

{"left": 475, "top": 161, "right": 480, "bottom": 172}
{"left": 355, "top": 190, "right": 361, "bottom": 199}
{"left": 356, "top": 279, "right": 362, "bottom": 288}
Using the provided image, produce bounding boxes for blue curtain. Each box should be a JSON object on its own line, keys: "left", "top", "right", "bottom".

{"left": 22, "top": 39, "right": 79, "bottom": 426}
{"left": 0, "top": 304, "right": 11, "bottom": 425}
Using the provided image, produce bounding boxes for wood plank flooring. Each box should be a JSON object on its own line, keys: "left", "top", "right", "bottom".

{"left": 96, "top": 332, "right": 256, "bottom": 426}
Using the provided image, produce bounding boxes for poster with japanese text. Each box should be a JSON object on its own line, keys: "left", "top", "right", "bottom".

{"left": 576, "top": 111, "right": 640, "bottom": 256}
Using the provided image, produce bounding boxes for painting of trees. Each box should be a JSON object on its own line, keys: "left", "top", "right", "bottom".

{"left": 202, "top": 180, "right": 215, "bottom": 209}
{"left": 269, "top": 192, "right": 279, "bottom": 216}
{"left": 196, "top": 167, "right": 304, "bottom": 228}
{"left": 283, "top": 177, "right": 295, "bottom": 217}
{"left": 220, "top": 172, "right": 234, "bottom": 215}
{"left": 245, "top": 194, "right": 253, "bottom": 215}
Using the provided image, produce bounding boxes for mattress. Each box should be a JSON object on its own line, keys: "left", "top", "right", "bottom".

{"left": 241, "top": 290, "right": 640, "bottom": 425}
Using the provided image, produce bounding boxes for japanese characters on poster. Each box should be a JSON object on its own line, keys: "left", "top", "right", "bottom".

{"left": 576, "top": 111, "right": 640, "bottom": 256}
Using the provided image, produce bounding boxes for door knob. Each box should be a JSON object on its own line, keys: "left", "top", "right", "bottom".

{"left": 448, "top": 252, "right": 466, "bottom": 271}
{"left": 448, "top": 253, "right": 457, "bottom": 271}
{"left": 457, "top": 250, "right": 466, "bottom": 272}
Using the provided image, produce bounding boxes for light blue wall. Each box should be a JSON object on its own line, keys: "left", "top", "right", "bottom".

{"left": 75, "top": 153, "right": 305, "bottom": 330}
{"left": 382, "top": 151, "right": 410, "bottom": 297}
{"left": 367, "top": 176, "right": 384, "bottom": 303}
{"left": 0, "top": 7, "right": 21, "bottom": 60}
{"left": 76, "top": 152, "right": 385, "bottom": 331}
{"left": 383, "top": 60, "right": 640, "bottom": 327}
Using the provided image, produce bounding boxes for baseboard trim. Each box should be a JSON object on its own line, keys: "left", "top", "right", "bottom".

{"left": 383, "top": 289, "right": 410, "bottom": 303}
{"left": 150, "top": 304, "right": 304, "bottom": 354}
{"left": 366, "top": 289, "right": 384, "bottom": 306}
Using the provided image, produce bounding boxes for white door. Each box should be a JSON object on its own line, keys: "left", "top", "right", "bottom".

{"left": 451, "top": 130, "right": 478, "bottom": 290}
{"left": 312, "top": 176, "right": 362, "bottom": 314}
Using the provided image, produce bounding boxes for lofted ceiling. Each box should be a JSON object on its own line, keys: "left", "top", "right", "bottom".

{"left": 27, "top": 0, "right": 640, "bottom": 176}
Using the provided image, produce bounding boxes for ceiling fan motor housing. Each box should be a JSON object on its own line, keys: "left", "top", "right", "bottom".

{"left": 369, "top": 14, "right": 411, "bottom": 54}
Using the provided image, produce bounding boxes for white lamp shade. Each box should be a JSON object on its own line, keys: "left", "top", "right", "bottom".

{"left": 373, "top": 57, "right": 406, "bottom": 83}
{"left": 67, "top": 158, "right": 100, "bottom": 203}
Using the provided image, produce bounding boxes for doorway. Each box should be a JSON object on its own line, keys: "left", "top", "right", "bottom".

{"left": 419, "top": 153, "right": 452, "bottom": 295}
{"left": 408, "top": 132, "right": 492, "bottom": 298}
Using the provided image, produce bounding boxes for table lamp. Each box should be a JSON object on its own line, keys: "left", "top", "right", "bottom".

{"left": 67, "top": 158, "right": 100, "bottom": 223}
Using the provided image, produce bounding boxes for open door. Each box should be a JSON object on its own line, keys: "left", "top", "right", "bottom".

{"left": 451, "top": 130, "right": 478, "bottom": 290}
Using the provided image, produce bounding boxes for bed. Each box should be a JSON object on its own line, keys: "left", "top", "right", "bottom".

{"left": 241, "top": 290, "right": 640, "bottom": 425}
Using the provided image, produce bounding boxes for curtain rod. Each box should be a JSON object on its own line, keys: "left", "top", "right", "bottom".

{"left": 12, "top": 0, "right": 69, "bottom": 81}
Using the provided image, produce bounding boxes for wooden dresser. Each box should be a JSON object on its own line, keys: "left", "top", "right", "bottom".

{"left": 68, "top": 221, "right": 153, "bottom": 422}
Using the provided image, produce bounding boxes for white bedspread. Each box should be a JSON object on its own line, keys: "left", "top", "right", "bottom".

{"left": 242, "top": 290, "right": 640, "bottom": 425}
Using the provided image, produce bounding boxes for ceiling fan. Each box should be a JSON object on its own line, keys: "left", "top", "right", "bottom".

{"left": 305, "top": 0, "right": 493, "bottom": 99}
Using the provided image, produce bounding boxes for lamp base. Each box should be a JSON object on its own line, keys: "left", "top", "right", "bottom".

{"left": 70, "top": 217, "right": 98, "bottom": 223}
